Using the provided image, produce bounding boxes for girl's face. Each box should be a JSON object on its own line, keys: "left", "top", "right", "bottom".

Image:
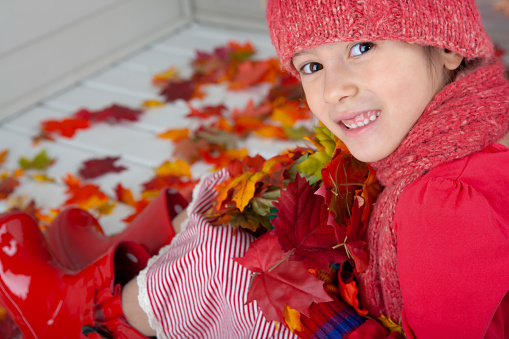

{"left": 292, "top": 40, "right": 448, "bottom": 163}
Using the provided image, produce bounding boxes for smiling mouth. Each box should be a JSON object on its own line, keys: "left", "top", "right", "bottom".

{"left": 342, "top": 110, "right": 381, "bottom": 129}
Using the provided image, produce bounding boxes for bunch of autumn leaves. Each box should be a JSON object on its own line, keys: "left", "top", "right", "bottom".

{"left": 206, "top": 126, "right": 382, "bottom": 332}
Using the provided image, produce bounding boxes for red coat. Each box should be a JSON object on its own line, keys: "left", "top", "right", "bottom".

{"left": 396, "top": 144, "right": 509, "bottom": 338}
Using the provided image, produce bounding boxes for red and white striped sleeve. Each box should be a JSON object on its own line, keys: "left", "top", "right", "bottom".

{"left": 137, "top": 168, "right": 298, "bottom": 339}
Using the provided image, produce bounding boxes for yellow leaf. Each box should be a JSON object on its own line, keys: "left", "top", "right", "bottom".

{"left": 141, "top": 190, "right": 160, "bottom": 200}
{"left": 36, "top": 209, "right": 58, "bottom": 224}
{"left": 157, "top": 128, "right": 190, "bottom": 142}
{"left": 80, "top": 195, "right": 110, "bottom": 212}
{"left": 142, "top": 99, "right": 166, "bottom": 108}
{"left": 378, "top": 314, "right": 404, "bottom": 335}
{"left": 218, "top": 171, "right": 264, "bottom": 212}
{"left": 156, "top": 159, "right": 192, "bottom": 178}
{"left": 152, "top": 66, "right": 179, "bottom": 82}
{"left": 271, "top": 100, "right": 310, "bottom": 127}
{"left": 31, "top": 174, "right": 56, "bottom": 182}
{"left": 0, "top": 149, "right": 8, "bottom": 166}
{"left": 96, "top": 201, "right": 116, "bottom": 215}
{"left": 284, "top": 305, "right": 303, "bottom": 333}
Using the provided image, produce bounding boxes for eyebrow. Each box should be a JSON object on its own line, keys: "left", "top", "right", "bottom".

{"left": 292, "top": 50, "right": 308, "bottom": 59}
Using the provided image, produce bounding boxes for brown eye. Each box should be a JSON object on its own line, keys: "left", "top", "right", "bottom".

{"left": 350, "top": 42, "right": 374, "bottom": 57}
{"left": 301, "top": 62, "right": 323, "bottom": 74}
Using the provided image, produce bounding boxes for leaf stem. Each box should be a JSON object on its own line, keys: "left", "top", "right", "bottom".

{"left": 268, "top": 248, "right": 296, "bottom": 272}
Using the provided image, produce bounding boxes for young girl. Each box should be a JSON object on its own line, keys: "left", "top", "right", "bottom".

{"left": 1, "top": 0, "right": 508, "bottom": 338}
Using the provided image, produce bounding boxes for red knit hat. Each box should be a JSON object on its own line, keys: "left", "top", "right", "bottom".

{"left": 266, "top": 0, "right": 495, "bottom": 76}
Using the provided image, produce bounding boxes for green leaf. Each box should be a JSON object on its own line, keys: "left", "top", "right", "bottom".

{"left": 296, "top": 151, "right": 332, "bottom": 184}
{"left": 283, "top": 126, "right": 313, "bottom": 140}
{"left": 18, "top": 150, "right": 55, "bottom": 170}
{"left": 314, "top": 126, "right": 336, "bottom": 157}
{"left": 251, "top": 189, "right": 281, "bottom": 216}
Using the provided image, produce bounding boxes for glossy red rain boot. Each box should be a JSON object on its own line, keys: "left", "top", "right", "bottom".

{"left": 48, "top": 188, "right": 188, "bottom": 270}
{"left": 0, "top": 211, "right": 151, "bottom": 339}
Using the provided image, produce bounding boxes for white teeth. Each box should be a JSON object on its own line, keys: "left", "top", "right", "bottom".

{"left": 344, "top": 122, "right": 358, "bottom": 129}
{"left": 343, "top": 111, "right": 380, "bottom": 130}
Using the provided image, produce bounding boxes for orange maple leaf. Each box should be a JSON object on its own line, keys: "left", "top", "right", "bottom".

{"left": 201, "top": 148, "right": 249, "bottom": 170}
{"left": 231, "top": 99, "right": 272, "bottom": 118}
{"left": 227, "top": 41, "right": 256, "bottom": 61}
{"left": 338, "top": 263, "right": 368, "bottom": 316}
{"left": 0, "top": 149, "right": 8, "bottom": 166}
{"left": 232, "top": 116, "right": 264, "bottom": 136}
{"left": 157, "top": 128, "right": 190, "bottom": 142}
{"left": 214, "top": 116, "right": 234, "bottom": 133}
{"left": 114, "top": 183, "right": 136, "bottom": 206}
{"left": 156, "top": 159, "right": 192, "bottom": 178}
{"left": 152, "top": 66, "right": 179, "bottom": 87}
{"left": 62, "top": 173, "right": 111, "bottom": 212}
{"left": 271, "top": 97, "right": 311, "bottom": 127}
{"left": 228, "top": 60, "right": 271, "bottom": 90}
{"left": 255, "top": 125, "right": 287, "bottom": 139}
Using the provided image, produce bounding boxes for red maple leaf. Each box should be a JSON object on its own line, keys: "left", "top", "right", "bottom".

{"left": 186, "top": 105, "right": 227, "bottom": 119}
{"left": 78, "top": 156, "right": 127, "bottom": 179}
{"left": 41, "top": 118, "right": 91, "bottom": 138}
{"left": 272, "top": 174, "right": 348, "bottom": 270}
{"left": 233, "top": 233, "right": 332, "bottom": 323}
{"left": 83, "top": 105, "right": 143, "bottom": 124}
{"left": 0, "top": 177, "right": 20, "bottom": 200}
{"left": 321, "top": 150, "right": 369, "bottom": 227}
{"left": 160, "top": 80, "right": 195, "bottom": 102}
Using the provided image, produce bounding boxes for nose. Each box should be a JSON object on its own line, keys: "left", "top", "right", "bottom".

{"left": 322, "top": 67, "right": 358, "bottom": 104}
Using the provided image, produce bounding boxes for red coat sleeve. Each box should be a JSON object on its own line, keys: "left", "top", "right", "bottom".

{"left": 395, "top": 150, "right": 509, "bottom": 339}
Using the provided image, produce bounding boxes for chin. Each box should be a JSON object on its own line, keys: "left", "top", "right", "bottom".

{"left": 348, "top": 148, "right": 389, "bottom": 163}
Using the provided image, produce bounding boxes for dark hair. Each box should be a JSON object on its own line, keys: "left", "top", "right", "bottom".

{"left": 423, "top": 46, "right": 480, "bottom": 85}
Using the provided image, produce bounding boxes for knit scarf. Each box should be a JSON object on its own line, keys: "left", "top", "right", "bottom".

{"left": 359, "top": 59, "right": 509, "bottom": 321}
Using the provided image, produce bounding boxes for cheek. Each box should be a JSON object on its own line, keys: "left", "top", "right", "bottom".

{"left": 302, "top": 85, "right": 325, "bottom": 117}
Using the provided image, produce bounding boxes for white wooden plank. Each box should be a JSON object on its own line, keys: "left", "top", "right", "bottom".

{"left": 83, "top": 67, "right": 162, "bottom": 100}
{"left": 43, "top": 86, "right": 143, "bottom": 112}
{"left": 135, "top": 103, "right": 200, "bottom": 134}
{"left": 117, "top": 48, "right": 194, "bottom": 77}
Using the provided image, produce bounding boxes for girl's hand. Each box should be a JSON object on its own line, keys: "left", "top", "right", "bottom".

{"left": 171, "top": 208, "right": 187, "bottom": 233}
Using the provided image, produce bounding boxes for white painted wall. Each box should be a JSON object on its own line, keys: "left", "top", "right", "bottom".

{"left": 0, "top": 0, "right": 191, "bottom": 121}
{"left": 190, "top": 0, "right": 267, "bottom": 32}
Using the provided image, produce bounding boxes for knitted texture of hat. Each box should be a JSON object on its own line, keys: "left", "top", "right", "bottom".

{"left": 266, "top": 0, "right": 495, "bottom": 76}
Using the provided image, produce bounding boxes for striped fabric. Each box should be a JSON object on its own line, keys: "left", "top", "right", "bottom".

{"left": 141, "top": 169, "right": 298, "bottom": 339}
